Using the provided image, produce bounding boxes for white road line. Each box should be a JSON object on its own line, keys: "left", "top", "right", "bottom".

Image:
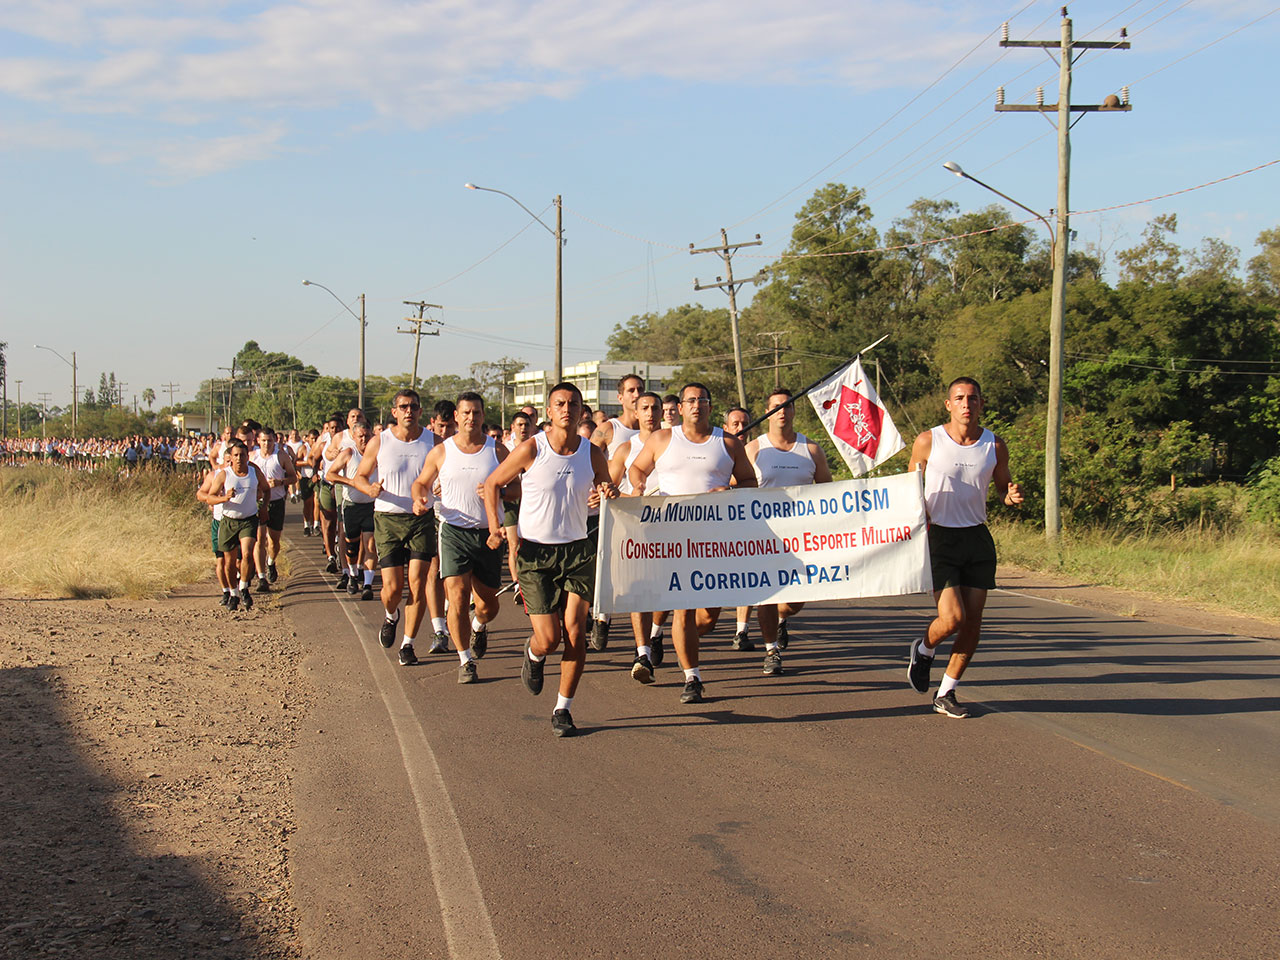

{"left": 333, "top": 592, "right": 503, "bottom": 960}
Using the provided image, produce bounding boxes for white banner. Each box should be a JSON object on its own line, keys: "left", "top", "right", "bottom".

{"left": 594, "top": 471, "right": 932, "bottom": 615}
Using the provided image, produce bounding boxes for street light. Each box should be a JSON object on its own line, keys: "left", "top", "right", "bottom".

{"left": 15, "top": 379, "right": 21, "bottom": 437}
{"left": 943, "top": 160, "right": 1065, "bottom": 542}
{"left": 303, "top": 281, "right": 367, "bottom": 410}
{"left": 465, "top": 182, "right": 565, "bottom": 392}
{"left": 34, "top": 344, "right": 77, "bottom": 439}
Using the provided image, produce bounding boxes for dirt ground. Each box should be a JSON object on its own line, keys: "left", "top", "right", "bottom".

{"left": 1, "top": 561, "right": 1275, "bottom": 959}
{"left": 0, "top": 582, "right": 308, "bottom": 959}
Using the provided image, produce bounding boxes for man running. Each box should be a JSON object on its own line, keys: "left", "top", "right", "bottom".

{"left": 325, "top": 408, "right": 369, "bottom": 590}
{"left": 483, "top": 382, "right": 618, "bottom": 737}
{"left": 351, "top": 390, "right": 437, "bottom": 666}
{"left": 326, "top": 420, "right": 378, "bottom": 600}
{"left": 628, "top": 382, "right": 757, "bottom": 704}
{"left": 207, "top": 438, "right": 272, "bottom": 612}
{"left": 411, "top": 392, "right": 509, "bottom": 683}
{"left": 313, "top": 416, "right": 342, "bottom": 572}
{"left": 250, "top": 426, "right": 296, "bottom": 591}
{"left": 906, "top": 377, "right": 1023, "bottom": 718}
{"left": 722, "top": 405, "right": 756, "bottom": 652}
{"left": 502, "top": 411, "right": 534, "bottom": 601}
{"left": 297, "top": 429, "right": 319, "bottom": 535}
{"left": 745, "top": 388, "right": 833, "bottom": 676}
{"left": 196, "top": 433, "right": 235, "bottom": 607}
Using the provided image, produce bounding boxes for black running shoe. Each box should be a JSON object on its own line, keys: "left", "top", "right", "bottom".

{"left": 631, "top": 653, "right": 655, "bottom": 685}
{"left": 256, "top": 577, "right": 271, "bottom": 594}
{"left": 219, "top": 593, "right": 230, "bottom": 607}
{"left": 267, "top": 563, "right": 278, "bottom": 584}
{"left": 680, "top": 677, "right": 704, "bottom": 704}
{"left": 398, "top": 643, "right": 418, "bottom": 666}
{"left": 360, "top": 583, "right": 374, "bottom": 601}
{"left": 336, "top": 572, "right": 350, "bottom": 591}
{"left": 551, "top": 709, "right": 577, "bottom": 738}
{"left": 589, "top": 617, "right": 609, "bottom": 652}
{"left": 458, "top": 660, "right": 478, "bottom": 684}
{"left": 240, "top": 588, "right": 254, "bottom": 611}
{"left": 379, "top": 616, "right": 398, "bottom": 648}
{"left": 325, "top": 556, "right": 338, "bottom": 574}
{"left": 226, "top": 593, "right": 239, "bottom": 612}
{"left": 521, "top": 641, "right": 544, "bottom": 695}
{"left": 763, "top": 650, "right": 783, "bottom": 676}
{"left": 933, "top": 690, "right": 969, "bottom": 718}
{"left": 731, "top": 631, "right": 755, "bottom": 652}
{"left": 907, "top": 639, "right": 934, "bottom": 694}
{"left": 651, "top": 631, "right": 665, "bottom": 667}
{"left": 303, "top": 526, "right": 312, "bottom": 537}
{"left": 777, "top": 620, "right": 789, "bottom": 650}
{"left": 472, "top": 626, "right": 488, "bottom": 659}
{"left": 346, "top": 576, "right": 360, "bottom": 596}
{"left": 427, "top": 631, "right": 449, "bottom": 655}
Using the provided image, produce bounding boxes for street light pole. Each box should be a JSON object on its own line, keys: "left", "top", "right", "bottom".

{"left": 15, "top": 379, "right": 22, "bottom": 437}
{"left": 303, "top": 280, "right": 367, "bottom": 410}
{"left": 35, "top": 344, "right": 77, "bottom": 439}
{"left": 465, "top": 182, "right": 565, "bottom": 395}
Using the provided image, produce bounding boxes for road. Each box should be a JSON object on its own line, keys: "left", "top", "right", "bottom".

{"left": 279, "top": 536, "right": 1279, "bottom": 960}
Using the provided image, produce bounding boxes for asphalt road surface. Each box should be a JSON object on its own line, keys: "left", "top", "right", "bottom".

{"left": 280, "top": 536, "right": 1279, "bottom": 960}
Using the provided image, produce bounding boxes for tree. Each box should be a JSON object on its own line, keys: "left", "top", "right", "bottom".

{"left": 143, "top": 387, "right": 156, "bottom": 410}
{"left": 1247, "top": 226, "right": 1280, "bottom": 304}
{"left": 1116, "top": 213, "right": 1183, "bottom": 286}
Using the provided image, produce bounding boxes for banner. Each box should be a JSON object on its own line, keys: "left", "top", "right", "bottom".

{"left": 594, "top": 471, "right": 932, "bottom": 615}
{"left": 808, "top": 356, "right": 904, "bottom": 476}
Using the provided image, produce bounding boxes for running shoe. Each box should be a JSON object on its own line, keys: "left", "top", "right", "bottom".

{"left": 933, "top": 690, "right": 969, "bottom": 719}
{"left": 360, "top": 583, "right": 374, "bottom": 601}
{"left": 631, "top": 653, "right": 655, "bottom": 685}
{"left": 521, "top": 641, "right": 544, "bottom": 695}
{"left": 427, "top": 631, "right": 450, "bottom": 655}
{"left": 240, "top": 588, "right": 254, "bottom": 611}
{"left": 325, "top": 556, "right": 338, "bottom": 575}
{"left": 346, "top": 576, "right": 360, "bottom": 596}
{"left": 680, "top": 677, "right": 704, "bottom": 704}
{"left": 651, "top": 631, "right": 665, "bottom": 667}
{"left": 256, "top": 577, "right": 270, "bottom": 594}
{"left": 763, "top": 650, "right": 784, "bottom": 676}
{"left": 458, "top": 660, "right": 478, "bottom": 684}
{"left": 777, "top": 620, "right": 789, "bottom": 650}
{"left": 907, "top": 639, "right": 934, "bottom": 694}
{"left": 472, "top": 626, "right": 488, "bottom": 659}
{"left": 379, "top": 616, "right": 398, "bottom": 648}
{"left": 589, "top": 617, "right": 609, "bottom": 652}
{"left": 398, "top": 643, "right": 418, "bottom": 667}
{"left": 219, "top": 593, "right": 230, "bottom": 607}
{"left": 336, "top": 572, "right": 350, "bottom": 591}
{"left": 267, "top": 563, "right": 279, "bottom": 584}
{"left": 226, "top": 593, "right": 240, "bottom": 612}
{"left": 731, "top": 631, "right": 755, "bottom": 652}
{"left": 302, "top": 526, "right": 312, "bottom": 537}
{"left": 551, "top": 709, "right": 577, "bottom": 738}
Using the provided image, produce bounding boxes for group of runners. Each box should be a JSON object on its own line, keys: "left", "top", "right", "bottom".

{"left": 189, "top": 372, "right": 1020, "bottom": 736}
{"left": 0, "top": 434, "right": 211, "bottom": 471}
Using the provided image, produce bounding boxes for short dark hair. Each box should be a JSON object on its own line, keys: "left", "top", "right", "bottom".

{"left": 510, "top": 411, "right": 532, "bottom": 427}
{"left": 768, "top": 387, "right": 794, "bottom": 401}
{"left": 725, "top": 406, "right": 749, "bottom": 418}
{"left": 227, "top": 439, "right": 248, "bottom": 452}
{"left": 241, "top": 418, "right": 261, "bottom": 432}
{"left": 947, "top": 377, "right": 982, "bottom": 396}
{"left": 681, "top": 382, "right": 710, "bottom": 400}
{"left": 618, "top": 373, "right": 645, "bottom": 392}
{"left": 638, "top": 391, "right": 662, "bottom": 405}
{"left": 393, "top": 388, "right": 421, "bottom": 406}
{"left": 662, "top": 394, "right": 679, "bottom": 405}
{"left": 456, "top": 391, "right": 485, "bottom": 409}
{"left": 433, "top": 399, "right": 456, "bottom": 419}
{"left": 547, "top": 382, "right": 583, "bottom": 403}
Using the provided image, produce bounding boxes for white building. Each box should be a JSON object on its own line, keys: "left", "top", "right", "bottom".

{"left": 510, "top": 360, "right": 680, "bottom": 418}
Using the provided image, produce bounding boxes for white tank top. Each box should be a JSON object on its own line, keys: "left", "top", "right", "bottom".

{"left": 517, "top": 432, "right": 595, "bottom": 544}
{"left": 437, "top": 436, "right": 497, "bottom": 529}
{"left": 342, "top": 445, "right": 375, "bottom": 504}
{"left": 375, "top": 426, "right": 434, "bottom": 514}
{"left": 753, "top": 433, "right": 816, "bottom": 488}
{"left": 251, "top": 449, "right": 287, "bottom": 501}
{"left": 653, "top": 426, "right": 734, "bottom": 496}
{"left": 222, "top": 466, "right": 259, "bottom": 519}
{"left": 318, "top": 432, "right": 335, "bottom": 478}
{"left": 924, "top": 426, "right": 997, "bottom": 528}
{"left": 210, "top": 445, "right": 232, "bottom": 521}
{"left": 606, "top": 418, "right": 638, "bottom": 459}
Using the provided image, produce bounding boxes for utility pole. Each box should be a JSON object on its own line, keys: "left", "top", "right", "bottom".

{"left": 358, "top": 293, "right": 366, "bottom": 411}
{"left": 496, "top": 359, "right": 524, "bottom": 427}
{"left": 554, "top": 195, "right": 564, "bottom": 390}
{"left": 15, "top": 379, "right": 21, "bottom": 437}
{"left": 691, "top": 230, "right": 767, "bottom": 408}
{"left": 996, "top": 9, "right": 1130, "bottom": 541}
{"left": 39, "top": 392, "right": 51, "bottom": 439}
{"left": 398, "top": 301, "right": 442, "bottom": 391}
{"left": 219, "top": 363, "right": 237, "bottom": 425}
{"left": 754, "top": 332, "right": 791, "bottom": 389}
{"left": 162, "top": 382, "right": 180, "bottom": 408}
{"left": 116, "top": 380, "right": 128, "bottom": 411}
{"left": 288, "top": 371, "right": 296, "bottom": 430}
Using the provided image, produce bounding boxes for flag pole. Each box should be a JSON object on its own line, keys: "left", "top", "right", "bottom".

{"left": 740, "top": 334, "right": 890, "bottom": 435}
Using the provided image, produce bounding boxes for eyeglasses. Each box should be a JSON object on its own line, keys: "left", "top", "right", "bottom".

{"left": 681, "top": 397, "right": 709, "bottom": 406}
{"left": 395, "top": 403, "right": 421, "bottom": 411}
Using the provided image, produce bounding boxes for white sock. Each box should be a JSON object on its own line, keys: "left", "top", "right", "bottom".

{"left": 918, "top": 639, "right": 934, "bottom": 658}
{"left": 638, "top": 644, "right": 652, "bottom": 659}
{"left": 528, "top": 646, "right": 546, "bottom": 663}
{"left": 736, "top": 621, "right": 748, "bottom": 634}
{"left": 222, "top": 588, "right": 232, "bottom": 596}
{"left": 937, "top": 674, "right": 958, "bottom": 697}
{"left": 471, "top": 615, "right": 484, "bottom": 633}
{"left": 385, "top": 608, "right": 400, "bottom": 623}
{"left": 431, "top": 617, "right": 447, "bottom": 634}
{"left": 555, "top": 694, "right": 573, "bottom": 712}
{"left": 650, "top": 624, "right": 663, "bottom": 639}
{"left": 402, "top": 632, "right": 416, "bottom": 648}
{"left": 683, "top": 667, "right": 701, "bottom": 682}
{"left": 348, "top": 564, "right": 358, "bottom": 577}
{"left": 458, "top": 648, "right": 476, "bottom": 664}
{"left": 363, "top": 569, "right": 375, "bottom": 585}
{"left": 766, "top": 642, "right": 779, "bottom": 653}
{"left": 239, "top": 580, "right": 249, "bottom": 591}
{"left": 268, "top": 559, "right": 276, "bottom": 569}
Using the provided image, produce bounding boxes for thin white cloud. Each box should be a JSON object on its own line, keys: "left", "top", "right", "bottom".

{"left": 151, "top": 122, "right": 287, "bottom": 177}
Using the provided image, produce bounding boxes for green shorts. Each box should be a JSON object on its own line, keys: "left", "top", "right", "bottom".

{"left": 298, "top": 476, "right": 315, "bottom": 499}
{"left": 438, "top": 523, "right": 502, "bottom": 589}
{"left": 343, "top": 500, "right": 375, "bottom": 539}
{"left": 928, "top": 523, "right": 997, "bottom": 591}
{"left": 374, "top": 510, "right": 436, "bottom": 569}
{"left": 211, "top": 518, "right": 223, "bottom": 557}
{"left": 266, "top": 498, "right": 286, "bottom": 532}
{"left": 218, "top": 514, "right": 259, "bottom": 553}
{"left": 502, "top": 499, "right": 520, "bottom": 528}
{"left": 317, "top": 481, "right": 337, "bottom": 513}
{"left": 516, "top": 537, "right": 596, "bottom": 615}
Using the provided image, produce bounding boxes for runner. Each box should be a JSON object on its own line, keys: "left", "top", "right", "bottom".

{"left": 313, "top": 417, "right": 341, "bottom": 573}
{"left": 325, "top": 408, "right": 369, "bottom": 590}
{"left": 628, "top": 382, "right": 757, "bottom": 703}
{"left": 586, "top": 372, "right": 645, "bottom": 651}
{"left": 906, "top": 377, "right": 1023, "bottom": 718}
{"left": 325, "top": 421, "right": 378, "bottom": 600}
{"left": 745, "top": 388, "right": 834, "bottom": 676}
{"left": 196, "top": 431, "right": 234, "bottom": 607}
{"left": 502, "top": 411, "right": 534, "bottom": 601}
{"left": 250, "top": 426, "right": 296, "bottom": 591}
{"left": 350, "top": 390, "right": 437, "bottom": 666}
{"left": 722, "top": 405, "right": 756, "bottom": 652}
{"left": 207, "top": 437, "right": 272, "bottom": 612}
{"left": 297, "top": 429, "right": 319, "bottom": 535}
{"left": 608, "top": 390, "right": 670, "bottom": 683}
{"left": 285, "top": 429, "right": 306, "bottom": 501}
{"left": 483, "top": 382, "right": 619, "bottom": 737}
{"left": 661, "top": 394, "right": 681, "bottom": 429}
{"left": 410, "top": 392, "right": 509, "bottom": 683}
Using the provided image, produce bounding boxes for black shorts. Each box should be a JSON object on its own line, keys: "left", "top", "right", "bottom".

{"left": 928, "top": 523, "right": 997, "bottom": 591}
{"left": 266, "top": 498, "right": 286, "bottom": 532}
{"left": 343, "top": 501, "right": 375, "bottom": 539}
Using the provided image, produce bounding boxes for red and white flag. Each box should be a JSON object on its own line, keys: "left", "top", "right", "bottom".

{"left": 808, "top": 357, "right": 904, "bottom": 477}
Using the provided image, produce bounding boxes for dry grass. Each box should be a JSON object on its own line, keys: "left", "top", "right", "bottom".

{"left": 992, "top": 519, "right": 1280, "bottom": 623}
{"left": 0, "top": 466, "right": 212, "bottom": 599}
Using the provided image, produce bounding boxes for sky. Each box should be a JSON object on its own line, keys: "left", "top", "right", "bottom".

{"left": 3, "top": 0, "right": 1278, "bottom": 413}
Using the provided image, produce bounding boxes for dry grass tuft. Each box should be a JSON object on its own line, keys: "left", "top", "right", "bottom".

{"left": 0, "top": 467, "right": 211, "bottom": 599}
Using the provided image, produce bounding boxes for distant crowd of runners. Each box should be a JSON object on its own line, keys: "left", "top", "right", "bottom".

{"left": 1, "top": 434, "right": 219, "bottom": 473}
{"left": 188, "top": 374, "right": 1020, "bottom": 736}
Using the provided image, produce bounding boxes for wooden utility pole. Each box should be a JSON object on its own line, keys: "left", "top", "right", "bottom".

{"left": 398, "top": 301, "right": 442, "bottom": 391}
{"left": 754, "top": 332, "right": 791, "bottom": 389}
{"left": 15, "top": 379, "right": 21, "bottom": 437}
{"left": 691, "top": 230, "right": 766, "bottom": 408}
{"left": 162, "top": 382, "right": 180, "bottom": 408}
{"left": 996, "top": 9, "right": 1130, "bottom": 541}
{"left": 39, "top": 392, "right": 52, "bottom": 438}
